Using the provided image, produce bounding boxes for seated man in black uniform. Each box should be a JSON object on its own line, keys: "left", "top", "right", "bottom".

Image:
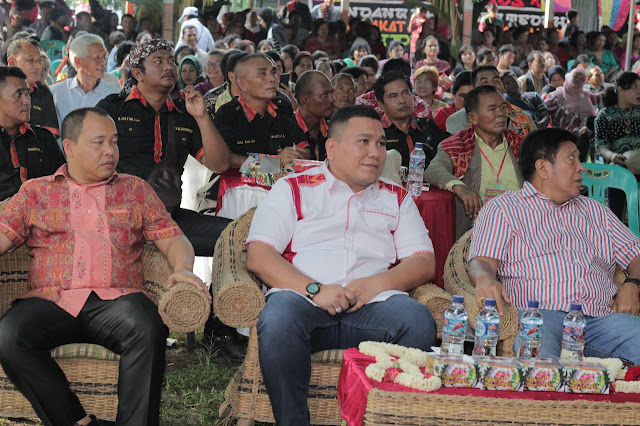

{"left": 374, "top": 72, "right": 450, "bottom": 167}
{"left": 6, "top": 38, "right": 59, "bottom": 136}
{"left": 96, "top": 39, "right": 244, "bottom": 361}
{"left": 213, "top": 53, "right": 309, "bottom": 167}
{"left": 293, "top": 70, "right": 334, "bottom": 161}
{"left": 0, "top": 66, "right": 64, "bottom": 200}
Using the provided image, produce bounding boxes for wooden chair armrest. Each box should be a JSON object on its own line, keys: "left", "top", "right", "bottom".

{"left": 211, "top": 208, "right": 266, "bottom": 328}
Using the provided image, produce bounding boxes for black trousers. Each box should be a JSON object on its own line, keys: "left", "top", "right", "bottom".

{"left": 0, "top": 292, "right": 168, "bottom": 426}
{"left": 172, "top": 208, "right": 231, "bottom": 257}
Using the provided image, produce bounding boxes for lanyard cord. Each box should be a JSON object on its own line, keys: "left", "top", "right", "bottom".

{"left": 479, "top": 147, "right": 508, "bottom": 187}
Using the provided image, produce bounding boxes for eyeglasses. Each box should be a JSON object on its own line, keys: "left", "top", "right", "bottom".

{"left": 206, "top": 61, "right": 221, "bottom": 68}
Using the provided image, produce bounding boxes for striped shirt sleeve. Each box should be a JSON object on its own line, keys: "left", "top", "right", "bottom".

{"left": 469, "top": 198, "right": 512, "bottom": 261}
{"left": 604, "top": 204, "right": 640, "bottom": 269}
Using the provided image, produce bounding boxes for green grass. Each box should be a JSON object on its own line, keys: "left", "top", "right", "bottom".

{"left": 1, "top": 332, "right": 249, "bottom": 426}
{"left": 160, "top": 332, "right": 240, "bottom": 425}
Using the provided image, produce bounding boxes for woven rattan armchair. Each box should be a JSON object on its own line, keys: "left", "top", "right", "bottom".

{"left": 443, "top": 229, "right": 633, "bottom": 357}
{"left": 0, "top": 243, "right": 211, "bottom": 421}
{"left": 443, "top": 229, "right": 519, "bottom": 356}
{"left": 212, "top": 207, "right": 454, "bottom": 425}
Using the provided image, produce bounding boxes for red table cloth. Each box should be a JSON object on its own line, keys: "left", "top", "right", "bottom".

{"left": 338, "top": 348, "right": 640, "bottom": 426}
{"left": 412, "top": 187, "right": 456, "bottom": 288}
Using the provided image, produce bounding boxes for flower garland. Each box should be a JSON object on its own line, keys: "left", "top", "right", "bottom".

{"left": 583, "top": 357, "right": 624, "bottom": 380}
{"left": 614, "top": 366, "right": 640, "bottom": 393}
{"left": 359, "top": 341, "right": 442, "bottom": 392}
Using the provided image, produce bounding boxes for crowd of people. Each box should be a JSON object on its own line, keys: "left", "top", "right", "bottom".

{"left": 0, "top": 1, "right": 638, "bottom": 425}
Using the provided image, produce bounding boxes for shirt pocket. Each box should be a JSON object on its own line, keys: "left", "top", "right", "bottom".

{"left": 106, "top": 208, "right": 140, "bottom": 245}
{"left": 362, "top": 206, "right": 399, "bottom": 232}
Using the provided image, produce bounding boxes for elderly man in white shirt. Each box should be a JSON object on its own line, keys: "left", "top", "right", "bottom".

{"left": 246, "top": 105, "right": 437, "bottom": 426}
{"left": 49, "top": 34, "right": 119, "bottom": 126}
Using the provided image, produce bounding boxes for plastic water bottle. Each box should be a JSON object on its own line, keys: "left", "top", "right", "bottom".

{"left": 516, "top": 300, "right": 543, "bottom": 359}
{"left": 561, "top": 303, "right": 586, "bottom": 361}
{"left": 407, "top": 142, "right": 426, "bottom": 197}
{"left": 473, "top": 298, "right": 500, "bottom": 356}
{"left": 441, "top": 295, "right": 467, "bottom": 355}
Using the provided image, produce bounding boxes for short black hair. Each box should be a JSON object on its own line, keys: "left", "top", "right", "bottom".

{"left": 373, "top": 71, "right": 411, "bottom": 102}
{"left": 498, "top": 44, "right": 514, "bottom": 56}
{"left": 603, "top": 71, "right": 640, "bottom": 107}
{"left": 471, "top": 65, "right": 498, "bottom": 86}
{"left": 341, "top": 66, "right": 368, "bottom": 81}
{"left": 281, "top": 44, "right": 300, "bottom": 59}
{"left": 526, "top": 50, "right": 543, "bottom": 63}
{"left": 220, "top": 48, "right": 241, "bottom": 78}
{"left": 452, "top": 70, "right": 473, "bottom": 94}
{"left": 518, "top": 128, "right": 577, "bottom": 181}
{"left": 349, "top": 40, "right": 371, "bottom": 59}
{"left": 463, "top": 84, "right": 501, "bottom": 113}
{"left": 122, "top": 13, "right": 135, "bottom": 21}
{"left": 567, "top": 9, "right": 578, "bottom": 20}
{"left": 387, "top": 40, "right": 403, "bottom": 53}
{"left": 312, "top": 50, "right": 329, "bottom": 63}
{"left": 264, "top": 50, "right": 284, "bottom": 71}
{"left": 223, "top": 51, "right": 247, "bottom": 82}
{"left": 328, "top": 105, "right": 380, "bottom": 139}
{"left": 115, "top": 41, "right": 135, "bottom": 67}
{"left": 476, "top": 48, "right": 495, "bottom": 64}
{"left": 0, "top": 66, "right": 27, "bottom": 92}
{"left": 380, "top": 58, "right": 411, "bottom": 78}
{"left": 294, "top": 70, "right": 326, "bottom": 102}
{"left": 61, "top": 107, "right": 112, "bottom": 144}
{"left": 359, "top": 54, "right": 379, "bottom": 71}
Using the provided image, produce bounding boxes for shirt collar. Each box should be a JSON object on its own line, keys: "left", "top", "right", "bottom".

{"left": 322, "top": 161, "right": 379, "bottom": 196}
{"left": 237, "top": 94, "right": 278, "bottom": 122}
{"left": 18, "top": 123, "right": 32, "bottom": 135}
{"left": 126, "top": 86, "right": 180, "bottom": 113}
{"left": 295, "top": 109, "right": 328, "bottom": 137}
{"left": 52, "top": 164, "right": 119, "bottom": 187}
{"left": 29, "top": 82, "right": 37, "bottom": 93}
{"left": 521, "top": 181, "right": 578, "bottom": 207}
{"left": 381, "top": 113, "right": 419, "bottom": 132}
{"left": 474, "top": 131, "right": 507, "bottom": 151}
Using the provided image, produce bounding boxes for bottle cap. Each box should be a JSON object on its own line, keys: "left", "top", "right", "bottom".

{"left": 569, "top": 303, "right": 582, "bottom": 311}
{"left": 452, "top": 295, "right": 464, "bottom": 304}
{"left": 485, "top": 298, "right": 496, "bottom": 307}
{"left": 415, "top": 142, "right": 423, "bottom": 149}
{"left": 527, "top": 300, "right": 539, "bottom": 308}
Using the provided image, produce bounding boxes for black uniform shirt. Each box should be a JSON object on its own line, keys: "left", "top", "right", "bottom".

{"left": 213, "top": 95, "right": 308, "bottom": 156}
{"left": 29, "top": 82, "right": 59, "bottom": 136}
{"left": 0, "top": 123, "right": 65, "bottom": 200}
{"left": 96, "top": 86, "right": 204, "bottom": 180}
{"left": 381, "top": 114, "right": 449, "bottom": 167}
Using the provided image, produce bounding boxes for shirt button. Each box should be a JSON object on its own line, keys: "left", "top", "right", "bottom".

{"left": 129, "top": 127, "right": 133, "bottom": 132}
{"left": 88, "top": 209, "right": 92, "bottom": 213}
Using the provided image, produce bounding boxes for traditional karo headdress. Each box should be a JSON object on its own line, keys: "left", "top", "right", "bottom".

{"left": 129, "top": 39, "right": 173, "bottom": 68}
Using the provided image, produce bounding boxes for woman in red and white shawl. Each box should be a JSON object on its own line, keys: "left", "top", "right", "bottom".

{"left": 544, "top": 67, "right": 597, "bottom": 160}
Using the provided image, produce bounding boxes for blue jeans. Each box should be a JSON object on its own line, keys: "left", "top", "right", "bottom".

{"left": 514, "top": 309, "right": 640, "bottom": 364}
{"left": 257, "top": 291, "right": 436, "bottom": 426}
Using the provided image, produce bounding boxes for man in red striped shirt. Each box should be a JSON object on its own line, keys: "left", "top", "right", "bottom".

{"left": 468, "top": 128, "right": 640, "bottom": 363}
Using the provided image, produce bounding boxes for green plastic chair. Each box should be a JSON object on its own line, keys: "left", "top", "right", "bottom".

{"left": 581, "top": 162, "right": 640, "bottom": 237}
{"left": 50, "top": 58, "right": 61, "bottom": 77}
{"left": 40, "top": 39, "right": 65, "bottom": 61}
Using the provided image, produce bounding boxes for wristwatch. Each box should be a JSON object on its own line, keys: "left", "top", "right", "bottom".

{"left": 306, "top": 282, "right": 322, "bottom": 300}
{"left": 623, "top": 277, "right": 640, "bottom": 288}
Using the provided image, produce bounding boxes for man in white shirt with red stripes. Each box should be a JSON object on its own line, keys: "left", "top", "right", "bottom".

{"left": 246, "top": 105, "right": 437, "bottom": 426}
{"left": 469, "top": 128, "right": 640, "bottom": 364}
